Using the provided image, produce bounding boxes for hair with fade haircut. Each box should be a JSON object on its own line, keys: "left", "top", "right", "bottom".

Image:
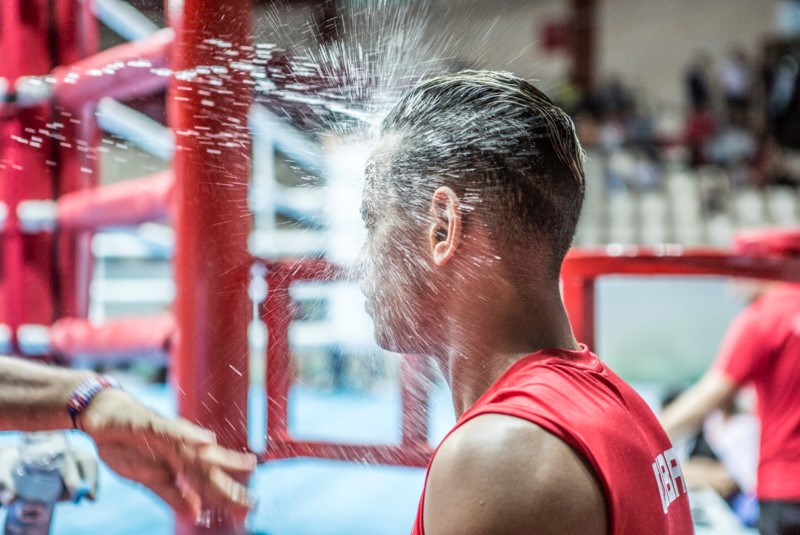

{"left": 375, "top": 70, "right": 585, "bottom": 278}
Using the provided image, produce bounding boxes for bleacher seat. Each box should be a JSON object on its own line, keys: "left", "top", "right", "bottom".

{"left": 607, "top": 193, "right": 636, "bottom": 244}
{"left": 640, "top": 192, "right": 669, "bottom": 245}
{"left": 707, "top": 214, "right": 735, "bottom": 247}
{"left": 674, "top": 224, "right": 705, "bottom": 246}
{"left": 734, "top": 189, "right": 767, "bottom": 227}
{"left": 766, "top": 187, "right": 800, "bottom": 226}
{"left": 667, "top": 172, "right": 703, "bottom": 228}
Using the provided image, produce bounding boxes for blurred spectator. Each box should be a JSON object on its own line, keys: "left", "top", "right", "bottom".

{"left": 767, "top": 55, "right": 800, "bottom": 146}
{"left": 686, "top": 52, "right": 713, "bottom": 112}
{"left": 555, "top": 80, "right": 585, "bottom": 116}
{"left": 575, "top": 53, "right": 794, "bottom": 196}
{"left": 768, "top": 56, "right": 799, "bottom": 126}
{"left": 598, "top": 113, "right": 628, "bottom": 192}
{"left": 719, "top": 48, "right": 753, "bottom": 123}
{"left": 572, "top": 111, "right": 600, "bottom": 148}
{"left": 632, "top": 148, "right": 663, "bottom": 191}
{"left": 594, "top": 73, "right": 632, "bottom": 119}
{"left": 710, "top": 123, "right": 757, "bottom": 164}
{"left": 626, "top": 101, "right": 661, "bottom": 159}
{"left": 686, "top": 105, "right": 717, "bottom": 168}
{"left": 755, "top": 137, "right": 800, "bottom": 189}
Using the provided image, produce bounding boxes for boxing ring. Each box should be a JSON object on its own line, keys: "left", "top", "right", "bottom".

{"left": 2, "top": 1, "right": 800, "bottom": 534}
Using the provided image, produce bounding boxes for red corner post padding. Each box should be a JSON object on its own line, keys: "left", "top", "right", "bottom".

{"left": 733, "top": 228, "right": 800, "bottom": 257}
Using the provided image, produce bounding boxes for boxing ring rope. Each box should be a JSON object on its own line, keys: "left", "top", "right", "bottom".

{"left": 17, "top": 314, "right": 174, "bottom": 359}
{"left": 96, "top": 98, "right": 175, "bottom": 160}
{"left": 18, "top": 170, "right": 172, "bottom": 233}
{"left": 51, "top": 28, "right": 172, "bottom": 110}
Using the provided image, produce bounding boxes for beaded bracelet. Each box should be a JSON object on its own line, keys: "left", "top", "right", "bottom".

{"left": 67, "top": 375, "right": 122, "bottom": 430}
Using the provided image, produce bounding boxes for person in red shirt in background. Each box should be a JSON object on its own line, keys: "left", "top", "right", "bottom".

{"left": 686, "top": 104, "right": 716, "bottom": 169}
{"left": 360, "top": 70, "right": 693, "bottom": 535}
{"left": 662, "top": 234, "right": 800, "bottom": 535}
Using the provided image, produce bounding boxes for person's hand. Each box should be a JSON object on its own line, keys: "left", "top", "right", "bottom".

{"left": 79, "top": 388, "right": 256, "bottom": 522}
{"left": 0, "top": 437, "right": 98, "bottom": 505}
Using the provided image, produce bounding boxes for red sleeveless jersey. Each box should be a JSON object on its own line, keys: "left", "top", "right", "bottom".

{"left": 411, "top": 345, "right": 694, "bottom": 535}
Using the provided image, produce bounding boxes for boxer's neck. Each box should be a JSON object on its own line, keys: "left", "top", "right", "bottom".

{"left": 440, "top": 281, "right": 579, "bottom": 417}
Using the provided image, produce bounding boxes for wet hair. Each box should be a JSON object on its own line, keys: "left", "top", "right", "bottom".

{"left": 375, "top": 70, "right": 585, "bottom": 277}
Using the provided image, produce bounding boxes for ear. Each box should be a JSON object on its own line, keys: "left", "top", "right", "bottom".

{"left": 429, "top": 186, "right": 462, "bottom": 266}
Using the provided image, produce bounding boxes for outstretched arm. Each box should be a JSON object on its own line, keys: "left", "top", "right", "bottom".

{"left": 0, "top": 355, "right": 91, "bottom": 432}
{"left": 661, "top": 370, "right": 737, "bottom": 442}
{"left": 423, "top": 414, "right": 608, "bottom": 535}
{"left": 0, "top": 356, "right": 255, "bottom": 520}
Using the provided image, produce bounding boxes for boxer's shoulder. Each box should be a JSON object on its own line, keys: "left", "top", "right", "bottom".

{"left": 422, "top": 413, "right": 608, "bottom": 535}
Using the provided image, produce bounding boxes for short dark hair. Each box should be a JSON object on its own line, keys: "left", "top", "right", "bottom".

{"left": 374, "top": 70, "right": 585, "bottom": 277}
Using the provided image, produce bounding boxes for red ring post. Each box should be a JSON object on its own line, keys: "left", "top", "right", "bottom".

{"left": 169, "top": 0, "right": 253, "bottom": 532}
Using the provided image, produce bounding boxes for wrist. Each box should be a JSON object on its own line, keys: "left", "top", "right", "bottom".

{"left": 67, "top": 374, "right": 123, "bottom": 432}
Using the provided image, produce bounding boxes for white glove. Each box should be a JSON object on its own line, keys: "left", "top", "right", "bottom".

{"left": 0, "top": 438, "right": 98, "bottom": 505}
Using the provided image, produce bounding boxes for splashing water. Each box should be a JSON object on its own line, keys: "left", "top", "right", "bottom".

{"left": 5, "top": 0, "right": 578, "bottom": 509}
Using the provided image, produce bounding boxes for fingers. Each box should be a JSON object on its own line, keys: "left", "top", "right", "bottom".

{"left": 0, "top": 448, "right": 18, "bottom": 505}
{"left": 155, "top": 473, "right": 202, "bottom": 519}
{"left": 149, "top": 422, "right": 254, "bottom": 515}
{"left": 60, "top": 450, "right": 84, "bottom": 502}
{"left": 90, "top": 400, "right": 254, "bottom": 521}
{"left": 98, "top": 434, "right": 254, "bottom": 521}
{"left": 158, "top": 418, "right": 217, "bottom": 448}
{"left": 74, "top": 448, "right": 99, "bottom": 500}
{"left": 178, "top": 461, "right": 253, "bottom": 520}
{"left": 198, "top": 445, "right": 257, "bottom": 476}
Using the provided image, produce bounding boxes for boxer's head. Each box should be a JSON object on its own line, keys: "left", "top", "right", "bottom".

{"left": 360, "top": 71, "right": 585, "bottom": 353}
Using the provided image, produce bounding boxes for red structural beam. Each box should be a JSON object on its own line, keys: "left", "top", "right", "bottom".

{"left": 263, "top": 259, "right": 347, "bottom": 448}
{"left": 170, "top": 0, "right": 252, "bottom": 532}
{"left": 262, "top": 259, "right": 434, "bottom": 468}
{"left": 261, "top": 441, "right": 432, "bottom": 467}
{"left": 561, "top": 246, "right": 800, "bottom": 348}
{"left": 52, "top": 28, "right": 173, "bottom": 110}
{"left": 49, "top": 314, "right": 174, "bottom": 360}
{"left": 57, "top": 170, "right": 173, "bottom": 230}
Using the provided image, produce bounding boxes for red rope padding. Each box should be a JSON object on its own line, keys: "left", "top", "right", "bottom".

{"left": 50, "top": 314, "right": 174, "bottom": 359}
{"left": 52, "top": 28, "right": 173, "bottom": 111}
{"left": 57, "top": 170, "right": 173, "bottom": 230}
